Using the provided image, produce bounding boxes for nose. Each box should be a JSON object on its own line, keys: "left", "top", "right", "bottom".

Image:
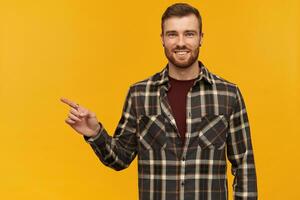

{"left": 177, "top": 35, "right": 185, "bottom": 47}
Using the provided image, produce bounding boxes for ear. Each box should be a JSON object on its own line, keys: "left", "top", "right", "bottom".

{"left": 160, "top": 33, "right": 165, "bottom": 47}
{"left": 199, "top": 32, "right": 204, "bottom": 46}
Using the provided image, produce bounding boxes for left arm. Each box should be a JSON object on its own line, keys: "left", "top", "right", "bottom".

{"left": 227, "top": 85, "right": 258, "bottom": 200}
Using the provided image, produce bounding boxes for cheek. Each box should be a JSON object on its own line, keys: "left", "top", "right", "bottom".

{"left": 164, "top": 39, "right": 177, "bottom": 48}
{"left": 190, "top": 39, "right": 201, "bottom": 48}
{"left": 164, "top": 43, "right": 176, "bottom": 52}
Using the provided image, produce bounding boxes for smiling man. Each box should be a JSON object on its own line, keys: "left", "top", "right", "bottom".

{"left": 61, "top": 3, "right": 257, "bottom": 200}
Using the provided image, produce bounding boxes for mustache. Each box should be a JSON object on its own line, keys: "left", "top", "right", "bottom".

{"left": 173, "top": 46, "right": 190, "bottom": 51}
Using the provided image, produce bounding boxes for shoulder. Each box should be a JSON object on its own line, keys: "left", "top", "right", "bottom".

{"left": 128, "top": 71, "right": 162, "bottom": 93}
{"left": 207, "top": 70, "right": 246, "bottom": 114}
{"left": 208, "top": 70, "right": 239, "bottom": 95}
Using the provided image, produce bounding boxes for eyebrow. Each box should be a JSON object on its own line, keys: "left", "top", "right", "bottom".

{"left": 165, "top": 30, "right": 198, "bottom": 34}
{"left": 165, "top": 30, "right": 177, "bottom": 35}
{"left": 184, "top": 30, "right": 197, "bottom": 33}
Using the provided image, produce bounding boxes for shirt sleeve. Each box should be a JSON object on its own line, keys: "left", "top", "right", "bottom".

{"left": 83, "top": 86, "right": 138, "bottom": 171}
{"left": 227, "top": 85, "right": 258, "bottom": 199}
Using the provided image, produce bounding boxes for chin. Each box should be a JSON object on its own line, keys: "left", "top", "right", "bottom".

{"left": 164, "top": 49, "right": 199, "bottom": 69}
{"left": 171, "top": 57, "right": 197, "bottom": 68}
{"left": 174, "top": 62, "right": 191, "bottom": 68}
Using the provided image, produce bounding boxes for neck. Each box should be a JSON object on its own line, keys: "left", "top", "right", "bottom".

{"left": 168, "top": 60, "right": 200, "bottom": 80}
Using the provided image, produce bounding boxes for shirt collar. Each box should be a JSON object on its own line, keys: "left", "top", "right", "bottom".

{"left": 154, "top": 60, "right": 213, "bottom": 86}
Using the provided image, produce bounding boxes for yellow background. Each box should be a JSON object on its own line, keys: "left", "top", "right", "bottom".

{"left": 1, "top": 0, "right": 299, "bottom": 199}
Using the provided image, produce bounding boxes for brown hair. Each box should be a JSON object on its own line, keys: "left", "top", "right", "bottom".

{"left": 161, "top": 3, "right": 202, "bottom": 34}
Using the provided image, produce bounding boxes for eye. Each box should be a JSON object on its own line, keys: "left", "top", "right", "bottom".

{"left": 185, "top": 32, "right": 195, "bottom": 37}
{"left": 167, "top": 33, "right": 177, "bottom": 38}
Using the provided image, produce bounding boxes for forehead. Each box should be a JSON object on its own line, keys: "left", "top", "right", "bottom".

{"left": 163, "top": 14, "right": 199, "bottom": 33}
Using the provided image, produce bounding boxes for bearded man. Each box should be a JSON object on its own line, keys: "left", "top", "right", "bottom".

{"left": 61, "top": 3, "right": 258, "bottom": 200}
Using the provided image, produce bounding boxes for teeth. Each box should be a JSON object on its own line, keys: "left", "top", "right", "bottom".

{"left": 176, "top": 51, "right": 188, "bottom": 55}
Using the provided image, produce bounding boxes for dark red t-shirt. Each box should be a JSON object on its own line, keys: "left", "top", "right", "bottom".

{"left": 167, "top": 75, "right": 197, "bottom": 144}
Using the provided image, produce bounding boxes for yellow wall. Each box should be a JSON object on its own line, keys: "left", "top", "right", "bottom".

{"left": 1, "top": 0, "right": 299, "bottom": 199}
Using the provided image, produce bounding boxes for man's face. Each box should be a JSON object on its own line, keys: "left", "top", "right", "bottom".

{"left": 161, "top": 14, "right": 203, "bottom": 68}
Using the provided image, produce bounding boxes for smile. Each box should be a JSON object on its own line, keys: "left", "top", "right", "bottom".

{"left": 174, "top": 50, "right": 190, "bottom": 56}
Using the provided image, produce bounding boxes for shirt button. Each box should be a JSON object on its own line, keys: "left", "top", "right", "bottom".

{"left": 182, "top": 156, "right": 186, "bottom": 161}
{"left": 181, "top": 181, "right": 185, "bottom": 186}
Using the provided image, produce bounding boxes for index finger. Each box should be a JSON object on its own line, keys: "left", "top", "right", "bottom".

{"left": 60, "top": 97, "right": 79, "bottom": 109}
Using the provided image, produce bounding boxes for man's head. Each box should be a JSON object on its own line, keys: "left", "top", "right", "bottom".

{"left": 161, "top": 3, "right": 204, "bottom": 68}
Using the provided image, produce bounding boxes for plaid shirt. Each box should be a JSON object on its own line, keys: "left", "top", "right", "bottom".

{"left": 84, "top": 61, "right": 258, "bottom": 200}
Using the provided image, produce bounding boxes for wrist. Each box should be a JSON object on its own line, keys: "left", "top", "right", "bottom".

{"left": 89, "top": 123, "right": 101, "bottom": 138}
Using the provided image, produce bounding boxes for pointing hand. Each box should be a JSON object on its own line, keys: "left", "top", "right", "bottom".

{"left": 60, "top": 97, "right": 101, "bottom": 137}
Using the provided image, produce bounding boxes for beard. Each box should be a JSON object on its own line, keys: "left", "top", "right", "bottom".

{"left": 164, "top": 45, "right": 200, "bottom": 68}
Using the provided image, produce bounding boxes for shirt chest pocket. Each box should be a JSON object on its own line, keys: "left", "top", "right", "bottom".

{"left": 197, "top": 115, "right": 229, "bottom": 150}
{"left": 137, "top": 114, "right": 167, "bottom": 151}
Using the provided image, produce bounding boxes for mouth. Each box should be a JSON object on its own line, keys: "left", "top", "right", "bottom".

{"left": 173, "top": 50, "right": 190, "bottom": 57}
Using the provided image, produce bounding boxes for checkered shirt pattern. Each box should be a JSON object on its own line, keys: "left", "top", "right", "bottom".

{"left": 84, "top": 61, "right": 258, "bottom": 200}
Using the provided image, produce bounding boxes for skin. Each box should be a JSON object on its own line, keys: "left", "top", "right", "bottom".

{"left": 161, "top": 14, "right": 204, "bottom": 80}
{"left": 60, "top": 97, "right": 100, "bottom": 137}
{"left": 61, "top": 14, "right": 204, "bottom": 137}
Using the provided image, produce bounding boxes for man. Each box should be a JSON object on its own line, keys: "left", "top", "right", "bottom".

{"left": 61, "top": 3, "right": 258, "bottom": 200}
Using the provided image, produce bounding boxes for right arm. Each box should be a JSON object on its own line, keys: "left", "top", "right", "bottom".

{"left": 60, "top": 86, "right": 138, "bottom": 171}
{"left": 83, "top": 86, "right": 138, "bottom": 171}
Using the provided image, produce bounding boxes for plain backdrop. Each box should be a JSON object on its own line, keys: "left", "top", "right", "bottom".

{"left": 1, "top": 0, "right": 299, "bottom": 199}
